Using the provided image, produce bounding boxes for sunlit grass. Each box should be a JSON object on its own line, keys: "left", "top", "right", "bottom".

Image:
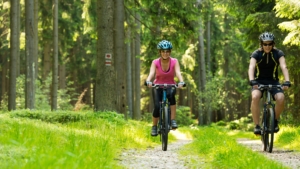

{"left": 0, "top": 112, "right": 159, "bottom": 169}
{"left": 275, "top": 125, "right": 300, "bottom": 151}
{"left": 179, "top": 126, "right": 288, "bottom": 169}
{"left": 229, "top": 124, "right": 300, "bottom": 152}
{"left": 1, "top": 110, "right": 299, "bottom": 169}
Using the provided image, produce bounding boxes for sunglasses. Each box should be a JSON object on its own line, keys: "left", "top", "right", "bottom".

{"left": 262, "top": 43, "right": 273, "bottom": 46}
{"left": 161, "top": 50, "right": 171, "bottom": 53}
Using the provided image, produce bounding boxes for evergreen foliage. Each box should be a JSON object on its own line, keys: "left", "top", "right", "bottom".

{"left": 0, "top": 0, "right": 299, "bottom": 124}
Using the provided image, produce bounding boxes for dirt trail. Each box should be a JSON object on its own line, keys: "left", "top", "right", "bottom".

{"left": 237, "top": 138, "right": 300, "bottom": 169}
{"left": 118, "top": 130, "right": 193, "bottom": 169}
{"left": 118, "top": 131, "right": 300, "bottom": 169}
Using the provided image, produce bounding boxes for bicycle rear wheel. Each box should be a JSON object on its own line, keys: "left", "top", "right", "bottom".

{"left": 161, "top": 106, "right": 169, "bottom": 151}
{"left": 262, "top": 108, "right": 275, "bottom": 153}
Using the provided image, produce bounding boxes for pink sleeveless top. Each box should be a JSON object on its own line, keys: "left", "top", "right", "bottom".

{"left": 153, "top": 57, "right": 177, "bottom": 84}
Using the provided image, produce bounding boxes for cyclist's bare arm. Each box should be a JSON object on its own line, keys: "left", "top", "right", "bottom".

{"left": 248, "top": 58, "right": 256, "bottom": 81}
{"left": 279, "top": 57, "right": 290, "bottom": 90}
{"left": 175, "top": 60, "right": 184, "bottom": 88}
{"left": 248, "top": 58, "right": 258, "bottom": 89}
{"left": 146, "top": 61, "right": 156, "bottom": 87}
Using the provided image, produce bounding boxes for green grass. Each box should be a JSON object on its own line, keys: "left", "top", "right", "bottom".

{"left": 275, "top": 125, "right": 300, "bottom": 151}
{"left": 1, "top": 110, "right": 299, "bottom": 169}
{"left": 179, "top": 126, "right": 289, "bottom": 169}
{"left": 0, "top": 111, "right": 163, "bottom": 169}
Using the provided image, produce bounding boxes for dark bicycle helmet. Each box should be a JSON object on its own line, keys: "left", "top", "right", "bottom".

{"left": 259, "top": 32, "right": 275, "bottom": 42}
{"left": 157, "top": 40, "right": 173, "bottom": 50}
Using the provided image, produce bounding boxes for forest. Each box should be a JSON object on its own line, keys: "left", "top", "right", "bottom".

{"left": 0, "top": 0, "right": 299, "bottom": 125}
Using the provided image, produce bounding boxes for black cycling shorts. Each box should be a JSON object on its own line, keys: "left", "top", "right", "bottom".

{"left": 152, "top": 87, "right": 176, "bottom": 118}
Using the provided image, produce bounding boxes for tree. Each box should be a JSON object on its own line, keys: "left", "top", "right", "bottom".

{"left": 52, "top": 0, "right": 58, "bottom": 110}
{"left": 196, "top": 0, "right": 207, "bottom": 125}
{"left": 25, "top": 0, "right": 37, "bottom": 109}
{"left": 114, "top": 0, "right": 126, "bottom": 114}
{"left": 275, "top": 0, "right": 300, "bottom": 121}
{"left": 9, "top": 0, "right": 20, "bottom": 111}
{"left": 95, "top": 0, "right": 116, "bottom": 112}
{"left": 133, "top": 12, "right": 141, "bottom": 120}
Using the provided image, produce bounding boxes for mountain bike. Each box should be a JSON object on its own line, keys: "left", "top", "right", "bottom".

{"left": 258, "top": 84, "right": 282, "bottom": 153}
{"left": 145, "top": 82, "right": 185, "bottom": 151}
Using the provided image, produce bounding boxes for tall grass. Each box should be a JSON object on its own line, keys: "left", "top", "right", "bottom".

{"left": 275, "top": 125, "right": 300, "bottom": 151}
{"left": 179, "top": 126, "right": 289, "bottom": 169}
{"left": 0, "top": 111, "right": 159, "bottom": 169}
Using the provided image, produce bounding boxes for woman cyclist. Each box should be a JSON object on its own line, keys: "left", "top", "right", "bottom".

{"left": 146, "top": 40, "right": 184, "bottom": 136}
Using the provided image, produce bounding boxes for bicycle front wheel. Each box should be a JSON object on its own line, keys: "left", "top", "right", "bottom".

{"left": 161, "top": 105, "right": 169, "bottom": 151}
{"left": 262, "top": 107, "right": 275, "bottom": 153}
{"left": 267, "top": 107, "right": 275, "bottom": 153}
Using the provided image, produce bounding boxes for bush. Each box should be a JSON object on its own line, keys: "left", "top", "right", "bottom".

{"left": 216, "top": 120, "right": 227, "bottom": 126}
{"left": 176, "top": 106, "right": 194, "bottom": 126}
{"left": 10, "top": 110, "right": 91, "bottom": 123}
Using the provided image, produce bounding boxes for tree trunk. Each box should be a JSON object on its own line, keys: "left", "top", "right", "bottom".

{"left": 25, "top": 0, "right": 36, "bottom": 109}
{"left": 95, "top": 0, "right": 116, "bottom": 112}
{"left": 114, "top": 0, "right": 126, "bottom": 114}
{"left": 131, "top": 39, "right": 136, "bottom": 118}
{"left": 58, "top": 64, "right": 66, "bottom": 89}
{"left": 206, "top": 12, "right": 212, "bottom": 124}
{"left": 52, "top": 0, "right": 58, "bottom": 111}
{"left": 1, "top": 52, "right": 8, "bottom": 108}
{"left": 134, "top": 12, "right": 141, "bottom": 120}
{"left": 34, "top": 0, "right": 38, "bottom": 79}
{"left": 43, "top": 42, "right": 51, "bottom": 81}
{"left": 126, "top": 18, "right": 133, "bottom": 118}
{"left": 9, "top": 0, "right": 20, "bottom": 111}
{"left": 223, "top": 14, "right": 232, "bottom": 121}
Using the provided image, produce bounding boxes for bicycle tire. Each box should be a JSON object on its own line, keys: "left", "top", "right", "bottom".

{"left": 261, "top": 108, "right": 275, "bottom": 153}
{"left": 267, "top": 107, "right": 275, "bottom": 153}
{"left": 261, "top": 109, "right": 269, "bottom": 151}
{"left": 161, "top": 105, "right": 169, "bottom": 151}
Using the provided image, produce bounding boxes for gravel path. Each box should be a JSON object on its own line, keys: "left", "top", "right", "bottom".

{"left": 118, "top": 130, "right": 193, "bottom": 169}
{"left": 237, "top": 138, "right": 300, "bottom": 169}
{"left": 118, "top": 131, "right": 300, "bottom": 169}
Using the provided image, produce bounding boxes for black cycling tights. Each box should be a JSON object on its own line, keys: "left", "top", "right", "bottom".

{"left": 152, "top": 88, "right": 176, "bottom": 118}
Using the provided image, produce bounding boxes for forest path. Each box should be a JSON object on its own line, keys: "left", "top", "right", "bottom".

{"left": 118, "top": 130, "right": 300, "bottom": 169}
{"left": 118, "top": 130, "right": 194, "bottom": 169}
{"left": 237, "top": 138, "right": 300, "bottom": 169}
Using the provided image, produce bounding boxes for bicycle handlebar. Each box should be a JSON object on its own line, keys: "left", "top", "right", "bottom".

{"left": 144, "top": 81, "right": 186, "bottom": 88}
{"left": 258, "top": 84, "right": 282, "bottom": 90}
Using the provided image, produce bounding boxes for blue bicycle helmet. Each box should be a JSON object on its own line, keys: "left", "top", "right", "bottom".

{"left": 259, "top": 32, "right": 275, "bottom": 42}
{"left": 157, "top": 40, "right": 173, "bottom": 50}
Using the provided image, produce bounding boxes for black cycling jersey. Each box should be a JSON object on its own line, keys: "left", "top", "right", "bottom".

{"left": 250, "top": 49, "right": 284, "bottom": 81}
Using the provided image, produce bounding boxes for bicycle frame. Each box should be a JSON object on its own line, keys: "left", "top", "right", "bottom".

{"left": 262, "top": 87, "right": 275, "bottom": 132}
{"left": 259, "top": 84, "right": 281, "bottom": 153}
{"left": 157, "top": 84, "right": 173, "bottom": 151}
{"left": 145, "top": 82, "right": 185, "bottom": 151}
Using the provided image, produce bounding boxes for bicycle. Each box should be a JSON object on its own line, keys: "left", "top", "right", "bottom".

{"left": 258, "top": 84, "right": 282, "bottom": 153}
{"left": 145, "top": 82, "right": 185, "bottom": 151}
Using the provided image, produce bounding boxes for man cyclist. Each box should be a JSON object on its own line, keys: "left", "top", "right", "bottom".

{"left": 146, "top": 40, "right": 185, "bottom": 136}
{"left": 248, "top": 32, "right": 291, "bottom": 135}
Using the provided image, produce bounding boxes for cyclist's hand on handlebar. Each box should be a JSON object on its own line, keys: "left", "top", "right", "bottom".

{"left": 282, "top": 81, "right": 291, "bottom": 90}
{"left": 250, "top": 80, "right": 259, "bottom": 89}
{"left": 178, "top": 82, "right": 185, "bottom": 88}
{"left": 146, "top": 81, "right": 152, "bottom": 88}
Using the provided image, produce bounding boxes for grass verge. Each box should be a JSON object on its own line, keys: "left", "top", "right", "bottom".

{"left": 0, "top": 110, "right": 172, "bottom": 169}
{"left": 179, "top": 126, "right": 289, "bottom": 169}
